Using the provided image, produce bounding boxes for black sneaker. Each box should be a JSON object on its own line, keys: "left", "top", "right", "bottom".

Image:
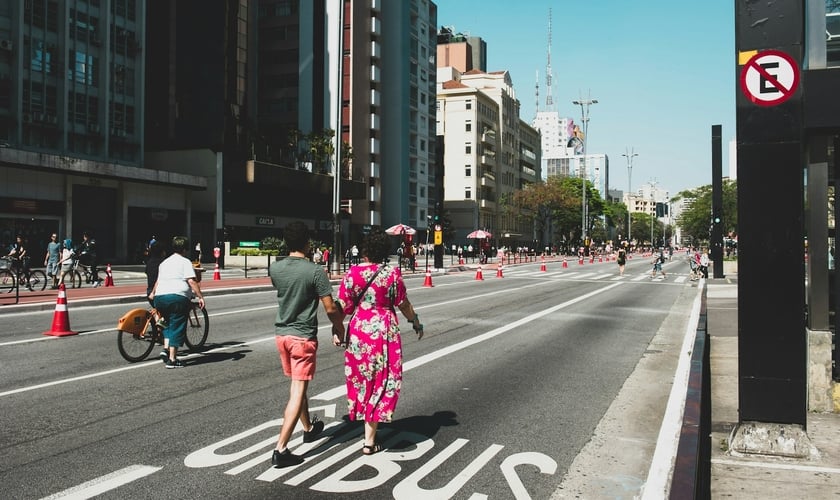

{"left": 302, "top": 417, "right": 325, "bottom": 443}
{"left": 165, "top": 358, "right": 185, "bottom": 369}
{"left": 271, "top": 449, "right": 303, "bottom": 468}
{"left": 159, "top": 350, "right": 169, "bottom": 363}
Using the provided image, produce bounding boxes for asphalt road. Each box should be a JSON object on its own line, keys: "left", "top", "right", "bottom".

{"left": 0, "top": 256, "right": 698, "bottom": 499}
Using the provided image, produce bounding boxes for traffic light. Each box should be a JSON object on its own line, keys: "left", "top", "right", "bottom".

{"left": 655, "top": 202, "right": 668, "bottom": 217}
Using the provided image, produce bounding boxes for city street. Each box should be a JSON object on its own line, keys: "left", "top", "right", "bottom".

{"left": 0, "top": 256, "right": 699, "bottom": 499}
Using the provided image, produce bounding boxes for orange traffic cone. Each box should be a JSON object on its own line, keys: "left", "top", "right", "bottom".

{"left": 562, "top": 257, "right": 568, "bottom": 268}
{"left": 598, "top": 256, "right": 603, "bottom": 263}
{"left": 423, "top": 266, "right": 433, "bottom": 287}
{"left": 475, "top": 265, "right": 484, "bottom": 280}
{"left": 104, "top": 263, "right": 115, "bottom": 286}
{"left": 496, "top": 263, "right": 504, "bottom": 278}
{"left": 213, "top": 262, "right": 221, "bottom": 280}
{"left": 579, "top": 257, "right": 584, "bottom": 265}
{"left": 540, "top": 255, "right": 547, "bottom": 272}
{"left": 43, "top": 284, "right": 77, "bottom": 337}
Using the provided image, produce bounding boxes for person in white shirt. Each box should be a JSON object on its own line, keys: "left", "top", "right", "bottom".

{"left": 148, "top": 236, "right": 205, "bottom": 368}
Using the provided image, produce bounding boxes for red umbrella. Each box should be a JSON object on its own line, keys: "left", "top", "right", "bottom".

{"left": 385, "top": 223, "right": 417, "bottom": 235}
{"left": 466, "top": 229, "right": 492, "bottom": 239}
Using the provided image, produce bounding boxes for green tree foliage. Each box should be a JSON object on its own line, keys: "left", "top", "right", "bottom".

{"left": 511, "top": 176, "right": 604, "bottom": 246}
{"left": 672, "top": 180, "right": 737, "bottom": 246}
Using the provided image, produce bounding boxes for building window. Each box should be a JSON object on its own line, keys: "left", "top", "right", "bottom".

{"left": 465, "top": 166, "right": 471, "bottom": 177}
{"left": 465, "top": 187, "right": 471, "bottom": 199}
{"left": 466, "top": 100, "right": 472, "bottom": 110}
{"left": 465, "top": 144, "right": 471, "bottom": 154}
{"left": 465, "top": 122, "right": 471, "bottom": 132}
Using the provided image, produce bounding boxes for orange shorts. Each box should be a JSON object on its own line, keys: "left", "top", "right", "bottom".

{"left": 275, "top": 335, "right": 318, "bottom": 380}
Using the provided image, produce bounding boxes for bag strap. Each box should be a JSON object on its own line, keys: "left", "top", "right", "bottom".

{"left": 353, "top": 265, "right": 382, "bottom": 311}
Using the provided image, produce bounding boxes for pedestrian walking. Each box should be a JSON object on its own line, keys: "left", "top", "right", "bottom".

{"left": 44, "top": 233, "right": 61, "bottom": 289}
{"left": 617, "top": 247, "right": 627, "bottom": 276}
{"left": 700, "top": 249, "right": 710, "bottom": 279}
{"left": 335, "top": 228, "right": 424, "bottom": 455}
{"left": 268, "top": 221, "right": 345, "bottom": 468}
{"left": 148, "top": 236, "right": 205, "bottom": 369}
{"left": 651, "top": 250, "right": 666, "bottom": 280}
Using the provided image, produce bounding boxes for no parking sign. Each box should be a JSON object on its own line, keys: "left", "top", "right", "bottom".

{"left": 739, "top": 50, "right": 800, "bottom": 106}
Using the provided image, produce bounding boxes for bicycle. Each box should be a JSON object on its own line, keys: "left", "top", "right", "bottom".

{"left": 116, "top": 298, "right": 209, "bottom": 362}
{"left": 0, "top": 256, "right": 47, "bottom": 293}
{"left": 62, "top": 255, "right": 102, "bottom": 288}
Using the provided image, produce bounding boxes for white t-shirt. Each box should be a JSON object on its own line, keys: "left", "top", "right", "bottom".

{"left": 155, "top": 253, "right": 196, "bottom": 297}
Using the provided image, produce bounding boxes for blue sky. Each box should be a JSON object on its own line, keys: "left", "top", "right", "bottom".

{"left": 435, "top": 0, "right": 736, "bottom": 197}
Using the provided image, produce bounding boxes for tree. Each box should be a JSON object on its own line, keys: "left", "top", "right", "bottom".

{"left": 672, "top": 180, "right": 737, "bottom": 246}
{"left": 510, "top": 176, "right": 604, "bottom": 249}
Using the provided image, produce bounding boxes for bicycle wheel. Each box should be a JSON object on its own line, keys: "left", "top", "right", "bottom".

{"left": 27, "top": 270, "right": 47, "bottom": 291}
{"left": 0, "top": 270, "right": 15, "bottom": 293}
{"left": 117, "top": 321, "right": 158, "bottom": 362}
{"left": 68, "top": 270, "right": 82, "bottom": 289}
{"left": 184, "top": 304, "right": 209, "bottom": 350}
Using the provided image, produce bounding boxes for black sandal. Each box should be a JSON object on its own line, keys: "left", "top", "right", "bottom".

{"left": 362, "top": 443, "right": 382, "bottom": 455}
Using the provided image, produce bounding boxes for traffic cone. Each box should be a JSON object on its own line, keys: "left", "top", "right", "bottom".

{"left": 475, "top": 265, "right": 484, "bottom": 280}
{"left": 423, "top": 266, "right": 433, "bottom": 287}
{"left": 43, "top": 284, "right": 77, "bottom": 337}
{"left": 579, "top": 257, "right": 584, "bottom": 265}
{"left": 590, "top": 256, "right": 595, "bottom": 264}
{"left": 540, "top": 255, "right": 547, "bottom": 272}
{"left": 213, "top": 262, "right": 221, "bottom": 280}
{"left": 562, "top": 257, "right": 568, "bottom": 268}
{"left": 459, "top": 256, "right": 464, "bottom": 265}
{"left": 104, "top": 263, "right": 115, "bottom": 286}
{"left": 598, "top": 256, "right": 603, "bottom": 263}
{"left": 496, "top": 263, "right": 504, "bottom": 278}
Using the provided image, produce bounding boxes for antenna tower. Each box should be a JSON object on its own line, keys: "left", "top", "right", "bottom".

{"left": 545, "top": 8, "right": 554, "bottom": 109}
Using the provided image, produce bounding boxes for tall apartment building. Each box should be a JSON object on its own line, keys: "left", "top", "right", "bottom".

{"left": 0, "top": 0, "right": 206, "bottom": 261}
{"left": 436, "top": 65, "right": 540, "bottom": 246}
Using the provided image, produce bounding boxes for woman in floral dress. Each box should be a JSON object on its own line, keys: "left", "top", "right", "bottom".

{"left": 335, "top": 229, "right": 424, "bottom": 455}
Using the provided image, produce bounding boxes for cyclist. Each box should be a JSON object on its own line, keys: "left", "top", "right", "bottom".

{"left": 77, "top": 231, "right": 102, "bottom": 287}
{"left": 5, "top": 235, "right": 32, "bottom": 288}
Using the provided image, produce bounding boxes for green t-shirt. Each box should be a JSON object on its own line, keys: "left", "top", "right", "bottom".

{"left": 269, "top": 256, "right": 333, "bottom": 340}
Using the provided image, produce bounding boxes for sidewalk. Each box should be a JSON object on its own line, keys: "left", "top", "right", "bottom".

{"left": 708, "top": 277, "right": 840, "bottom": 497}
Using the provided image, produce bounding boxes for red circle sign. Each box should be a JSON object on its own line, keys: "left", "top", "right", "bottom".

{"left": 739, "top": 50, "right": 800, "bottom": 107}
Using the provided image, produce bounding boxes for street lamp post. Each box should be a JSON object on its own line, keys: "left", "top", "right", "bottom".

{"left": 572, "top": 96, "right": 597, "bottom": 245}
{"left": 649, "top": 179, "right": 658, "bottom": 248}
{"left": 621, "top": 148, "right": 638, "bottom": 246}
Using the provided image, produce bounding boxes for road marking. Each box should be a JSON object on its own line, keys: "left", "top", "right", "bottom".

{"left": 39, "top": 464, "right": 161, "bottom": 500}
{"left": 640, "top": 281, "right": 705, "bottom": 499}
{"left": 0, "top": 304, "right": 277, "bottom": 347}
{"left": 313, "top": 281, "right": 624, "bottom": 401}
{"left": 0, "top": 280, "right": 560, "bottom": 397}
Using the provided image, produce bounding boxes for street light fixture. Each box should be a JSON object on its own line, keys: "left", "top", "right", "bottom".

{"left": 621, "top": 148, "right": 638, "bottom": 246}
{"left": 573, "top": 96, "right": 597, "bottom": 246}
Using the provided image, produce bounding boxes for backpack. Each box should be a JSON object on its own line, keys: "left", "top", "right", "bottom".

{"left": 659, "top": 255, "right": 666, "bottom": 264}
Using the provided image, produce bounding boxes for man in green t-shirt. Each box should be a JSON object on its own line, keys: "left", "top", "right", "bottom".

{"left": 268, "top": 221, "right": 345, "bottom": 467}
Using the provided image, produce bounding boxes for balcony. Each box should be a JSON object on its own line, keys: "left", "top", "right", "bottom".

{"left": 480, "top": 153, "right": 496, "bottom": 166}
{"left": 480, "top": 170, "right": 496, "bottom": 188}
{"left": 481, "top": 129, "right": 496, "bottom": 145}
{"left": 479, "top": 199, "right": 496, "bottom": 210}
{"left": 370, "top": 65, "right": 381, "bottom": 83}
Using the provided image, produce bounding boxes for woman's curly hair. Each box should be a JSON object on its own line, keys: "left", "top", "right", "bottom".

{"left": 362, "top": 228, "right": 392, "bottom": 264}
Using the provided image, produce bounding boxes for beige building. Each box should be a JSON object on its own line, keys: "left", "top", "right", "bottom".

{"left": 436, "top": 66, "right": 540, "bottom": 246}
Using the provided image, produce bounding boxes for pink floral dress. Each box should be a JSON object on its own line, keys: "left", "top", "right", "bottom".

{"left": 337, "top": 263, "right": 405, "bottom": 423}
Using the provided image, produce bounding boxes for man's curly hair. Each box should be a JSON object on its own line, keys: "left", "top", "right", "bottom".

{"left": 362, "top": 228, "right": 391, "bottom": 264}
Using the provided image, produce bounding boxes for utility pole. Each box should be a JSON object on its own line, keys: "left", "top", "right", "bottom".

{"left": 572, "top": 95, "right": 597, "bottom": 245}
{"left": 649, "top": 179, "right": 658, "bottom": 248}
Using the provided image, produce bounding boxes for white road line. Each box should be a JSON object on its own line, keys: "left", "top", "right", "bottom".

{"left": 632, "top": 274, "right": 650, "bottom": 281}
{"left": 312, "top": 281, "right": 625, "bottom": 401}
{"left": 0, "top": 305, "right": 277, "bottom": 347}
{"left": 39, "top": 464, "right": 161, "bottom": 500}
{"left": 640, "top": 282, "right": 704, "bottom": 499}
{"left": 0, "top": 280, "right": 554, "bottom": 398}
